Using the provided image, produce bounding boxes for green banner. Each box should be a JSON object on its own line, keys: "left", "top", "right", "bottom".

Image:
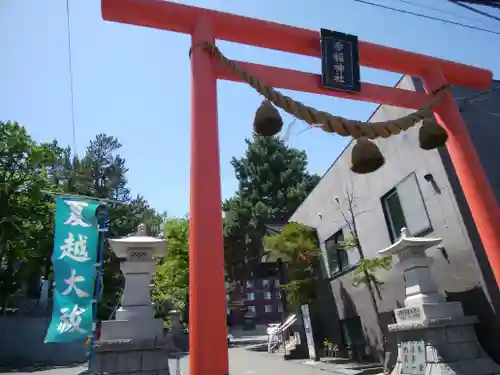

{"left": 44, "top": 198, "right": 100, "bottom": 343}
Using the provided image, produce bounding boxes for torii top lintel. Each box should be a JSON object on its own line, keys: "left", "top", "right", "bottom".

{"left": 102, "top": 0, "right": 492, "bottom": 90}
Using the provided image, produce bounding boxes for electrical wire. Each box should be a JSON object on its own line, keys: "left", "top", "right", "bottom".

{"left": 449, "top": 1, "right": 500, "bottom": 22}
{"left": 452, "top": 0, "right": 500, "bottom": 9}
{"left": 349, "top": 0, "right": 500, "bottom": 35}
{"left": 65, "top": 0, "right": 78, "bottom": 156}
{"left": 391, "top": 0, "right": 493, "bottom": 24}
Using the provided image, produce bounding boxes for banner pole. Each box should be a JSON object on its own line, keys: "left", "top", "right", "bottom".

{"left": 88, "top": 205, "right": 108, "bottom": 370}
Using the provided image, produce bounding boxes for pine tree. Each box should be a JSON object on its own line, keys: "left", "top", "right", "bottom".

{"left": 223, "top": 135, "right": 320, "bottom": 280}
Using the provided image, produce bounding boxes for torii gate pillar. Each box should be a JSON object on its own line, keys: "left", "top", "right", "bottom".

{"left": 101, "top": 2, "right": 500, "bottom": 375}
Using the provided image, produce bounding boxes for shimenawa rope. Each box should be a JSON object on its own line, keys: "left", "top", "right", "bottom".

{"left": 189, "top": 42, "right": 450, "bottom": 140}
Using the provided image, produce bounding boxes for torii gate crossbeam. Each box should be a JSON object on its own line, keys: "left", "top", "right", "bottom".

{"left": 101, "top": 2, "right": 499, "bottom": 375}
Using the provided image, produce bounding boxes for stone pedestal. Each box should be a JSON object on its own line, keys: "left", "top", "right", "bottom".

{"left": 379, "top": 228, "right": 500, "bottom": 375}
{"left": 100, "top": 224, "right": 168, "bottom": 341}
{"left": 91, "top": 338, "right": 174, "bottom": 375}
{"left": 94, "top": 224, "right": 171, "bottom": 375}
{"left": 167, "top": 310, "right": 188, "bottom": 353}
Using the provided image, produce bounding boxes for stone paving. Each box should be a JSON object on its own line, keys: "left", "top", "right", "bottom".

{"left": 0, "top": 336, "right": 358, "bottom": 375}
{"left": 171, "top": 345, "right": 366, "bottom": 375}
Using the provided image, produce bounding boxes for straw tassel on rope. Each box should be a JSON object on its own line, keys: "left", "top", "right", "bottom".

{"left": 190, "top": 42, "right": 451, "bottom": 174}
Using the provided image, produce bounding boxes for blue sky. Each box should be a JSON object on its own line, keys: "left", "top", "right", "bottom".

{"left": 1, "top": 0, "right": 499, "bottom": 217}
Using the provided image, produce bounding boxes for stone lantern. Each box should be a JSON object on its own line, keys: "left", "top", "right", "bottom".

{"left": 378, "top": 228, "right": 499, "bottom": 375}
{"left": 100, "top": 224, "right": 168, "bottom": 341}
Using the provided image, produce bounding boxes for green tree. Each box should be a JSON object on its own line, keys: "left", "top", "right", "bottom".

{"left": 263, "top": 222, "right": 320, "bottom": 309}
{"left": 0, "top": 123, "right": 163, "bottom": 317}
{"left": 0, "top": 121, "right": 64, "bottom": 309}
{"left": 152, "top": 217, "right": 189, "bottom": 320}
{"left": 223, "top": 135, "right": 320, "bottom": 280}
{"left": 335, "top": 186, "right": 392, "bottom": 359}
{"left": 72, "top": 134, "right": 163, "bottom": 318}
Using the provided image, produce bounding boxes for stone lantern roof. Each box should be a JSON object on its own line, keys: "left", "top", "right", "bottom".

{"left": 108, "top": 223, "right": 168, "bottom": 259}
{"left": 378, "top": 227, "right": 442, "bottom": 258}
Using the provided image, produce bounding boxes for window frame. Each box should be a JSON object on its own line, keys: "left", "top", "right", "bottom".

{"left": 264, "top": 304, "right": 273, "bottom": 313}
{"left": 325, "top": 229, "right": 349, "bottom": 275}
{"left": 381, "top": 172, "right": 433, "bottom": 243}
{"left": 264, "top": 292, "right": 272, "bottom": 300}
{"left": 246, "top": 292, "right": 255, "bottom": 301}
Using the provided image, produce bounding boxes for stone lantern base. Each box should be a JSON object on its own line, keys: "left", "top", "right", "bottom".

{"left": 91, "top": 337, "right": 175, "bottom": 375}
{"left": 389, "top": 315, "right": 500, "bottom": 375}
{"left": 100, "top": 318, "right": 165, "bottom": 341}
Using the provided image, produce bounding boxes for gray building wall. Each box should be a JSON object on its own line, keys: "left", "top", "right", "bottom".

{"left": 290, "top": 76, "right": 500, "bottom": 362}
{"left": 0, "top": 317, "right": 88, "bottom": 367}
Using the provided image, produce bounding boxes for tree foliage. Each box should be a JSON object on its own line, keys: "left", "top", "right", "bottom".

{"left": 263, "top": 222, "right": 320, "bottom": 309}
{"left": 0, "top": 121, "right": 62, "bottom": 308}
{"left": 223, "top": 135, "right": 320, "bottom": 280}
{"left": 152, "top": 217, "right": 189, "bottom": 316}
{"left": 0, "top": 121, "right": 169, "bottom": 318}
{"left": 339, "top": 237, "right": 392, "bottom": 289}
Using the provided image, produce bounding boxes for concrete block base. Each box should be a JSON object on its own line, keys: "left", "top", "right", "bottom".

{"left": 389, "top": 316, "right": 500, "bottom": 375}
{"left": 91, "top": 337, "right": 175, "bottom": 375}
{"left": 100, "top": 319, "right": 164, "bottom": 341}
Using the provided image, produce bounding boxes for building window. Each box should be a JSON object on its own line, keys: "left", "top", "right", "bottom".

{"left": 276, "top": 291, "right": 281, "bottom": 299}
{"left": 246, "top": 292, "right": 255, "bottom": 301}
{"left": 247, "top": 305, "right": 256, "bottom": 315}
{"left": 381, "top": 172, "right": 432, "bottom": 242}
{"left": 265, "top": 305, "right": 273, "bottom": 313}
{"left": 274, "top": 279, "right": 280, "bottom": 288}
{"left": 277, "top": 303, "right": 283, "bottom": 312}
{"left": 246, "top": 280, "right": 254, "bottom": 288}
{"left": 325, "top": 229, "right": 349, "bottom": 274}
{"left": 264, "top": 292, "right": 272, "bottom": 300}
{"left": 262, "top": 279, "right": 270, "bottom": 288}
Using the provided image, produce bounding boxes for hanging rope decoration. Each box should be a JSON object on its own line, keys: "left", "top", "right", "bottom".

{"left": 189, "top": 42, "right": 451, "bottom": 174}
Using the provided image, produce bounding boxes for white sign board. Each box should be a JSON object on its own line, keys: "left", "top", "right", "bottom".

{"left": 300, "top": 304, "right": 316, "bottom": 361}
{"left": 400, "top": 340, "right": 426, "bottom": 375}
{"left": 395, "top": 307, "right": 422, "bottom": 324}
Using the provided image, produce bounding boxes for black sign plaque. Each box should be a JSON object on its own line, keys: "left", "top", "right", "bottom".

{"left": 320, "top": 28, "right": 361, "bottom": 93}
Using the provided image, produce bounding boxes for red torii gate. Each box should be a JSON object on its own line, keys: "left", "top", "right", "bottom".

{"left": 101, "top": 1, "right": 499, "bottom": 375}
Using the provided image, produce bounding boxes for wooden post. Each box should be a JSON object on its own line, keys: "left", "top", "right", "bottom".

{"left": 422, "top": 68, "right": 500, "bottom": 288}
{"left": 189, "top": 19, "right": 229, "bottom": 375}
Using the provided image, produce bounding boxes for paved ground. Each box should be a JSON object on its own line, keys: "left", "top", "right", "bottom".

{"left": 0, "top": 331, "right": 358, "bottom": 375}
{"left": 171, "top": 346, "right": 359, "bottom": 375}
{"left": 0, "top": 347, "right": 347, "bottom": 375}
{"left": 0, "top": 364, "right": 88, "bottom": 375}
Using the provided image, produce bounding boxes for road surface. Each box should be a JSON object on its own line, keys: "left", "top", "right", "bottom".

{"left": 0, "top": 342, "right": 345, "bottom": 375}
{"left": 170, "top": 345, "right": 350, "bottom": 375}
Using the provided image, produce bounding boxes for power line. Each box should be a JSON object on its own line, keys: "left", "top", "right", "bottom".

{"left": 391, "top": 0, "right": 493, "bottom": 24}
{"left": 451, "top": 0, "right": 500, "bottom": 9}
{"left": 349, "top": 0, "right": 500, "bottom": 35}
{"left": 65, "top": 0, "right": 78, "bottom": 156}
{"left": 449, "top": 1, "right": 500, "bottom": 22}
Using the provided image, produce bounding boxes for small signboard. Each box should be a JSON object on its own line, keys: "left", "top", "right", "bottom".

{"left": 396, "top": 307, "right": 422, "bottom": 323}
{"left": 400, "top": 340, "right": 426, "bottom": 375}
{"left": 320, "top": 29, "right": 361, "bottom": 92}
{"left": 301, "top": 304, "right": 317, "bottom": 361}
